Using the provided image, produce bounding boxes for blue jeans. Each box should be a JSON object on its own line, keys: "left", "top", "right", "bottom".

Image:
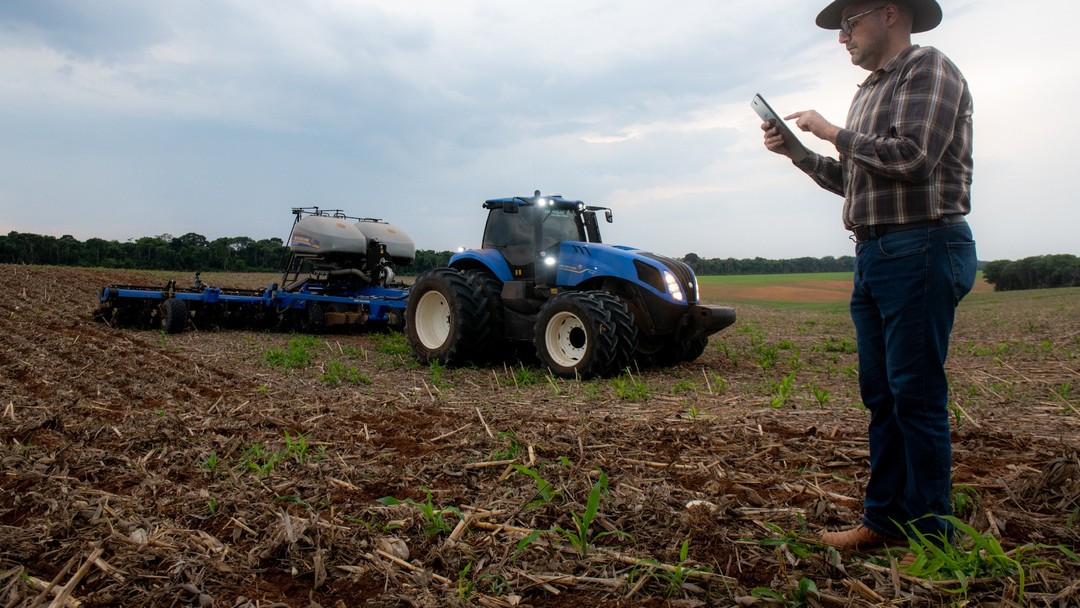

{"left": 850, "top": 222, "right": 977, "bottom": 543}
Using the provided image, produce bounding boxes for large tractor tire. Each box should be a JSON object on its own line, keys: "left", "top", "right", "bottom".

{"left": 637, "top": 336, "right": 710, "bottom": 367}
{"left": 681, "top": 337, "right": 709, "bottom": 362}
{"left": 160, "top": 298, "right": 188, "bottom": 334}
{"left": 535, "top": 291, "right": 623, "bottom": 379}
{"left": 406, "top": 268, "right": 490, "bottom": 365}
{"left": 590, "top": 291, "right": 638, "bottom": 374}
{"left": 461, "top": 268, "right": 508, "bottom": 361}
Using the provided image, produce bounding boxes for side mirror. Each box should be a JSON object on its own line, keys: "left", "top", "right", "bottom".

{"left": 605, "top": 209, "right": 613, "bottom": 223}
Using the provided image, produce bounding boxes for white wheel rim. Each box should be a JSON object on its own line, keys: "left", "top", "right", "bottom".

{"left": 545, "top": 311, "right": 587, "bottom": 368}
{"left": 415, "top": 290, "right": 451, "bottom": 349}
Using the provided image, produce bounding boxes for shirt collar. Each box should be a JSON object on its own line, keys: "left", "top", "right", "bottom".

{"left": 859, "top": 44, "right": 920, "bottom": 88}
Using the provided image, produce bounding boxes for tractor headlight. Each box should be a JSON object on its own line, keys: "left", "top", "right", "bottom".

{"left": 543, "top": 256, "right": 557, "bottom": 267}
{"left": 663, "top": 270, "right": 684, "bottom": 302}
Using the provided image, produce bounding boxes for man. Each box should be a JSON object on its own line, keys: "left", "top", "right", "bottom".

{"left": 761, "top": 0, "right": 977, "bottom": 551}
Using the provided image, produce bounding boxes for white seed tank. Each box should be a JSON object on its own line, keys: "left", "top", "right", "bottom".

{"left": 288, "top": 215, "right": 416, "bottom": 265}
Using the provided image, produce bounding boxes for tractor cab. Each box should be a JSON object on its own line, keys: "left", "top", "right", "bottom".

{"left": 481, "top": 191, "right": 611, "bottom": 281}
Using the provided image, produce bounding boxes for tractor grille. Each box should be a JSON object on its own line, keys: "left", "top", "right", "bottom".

{"left": 641, "top": 253, "right": 698, "bottom": 303}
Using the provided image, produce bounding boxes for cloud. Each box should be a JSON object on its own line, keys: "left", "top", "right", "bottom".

{"left": 0, "top": 0, "right": 1077, "bottom": 262}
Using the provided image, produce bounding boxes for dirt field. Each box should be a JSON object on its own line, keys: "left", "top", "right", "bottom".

{"left": 698, "top": 277, "right": 994, "bottom": 305}
{"left": 1, "top": 264, "right": 1078, "bottom": 607}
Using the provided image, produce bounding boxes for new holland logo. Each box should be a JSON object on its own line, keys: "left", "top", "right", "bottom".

{"left": 290, "top": 235, "right": 321, "bottom": 250}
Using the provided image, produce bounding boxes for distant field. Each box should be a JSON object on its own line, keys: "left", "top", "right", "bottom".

{"left": 699, "top": 271, "right": 994, "bottom": 309}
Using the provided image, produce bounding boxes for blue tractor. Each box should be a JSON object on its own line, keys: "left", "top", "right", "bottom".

{"left": 405, "top": 192, "right": 736, "bottom": 378}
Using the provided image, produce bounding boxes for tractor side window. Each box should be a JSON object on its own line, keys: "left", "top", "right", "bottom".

{"left": 583, "top": 211, "right": 601, "bottom": 243}
{"left": 484, "top": 205, "right": 537, "bottom": 267}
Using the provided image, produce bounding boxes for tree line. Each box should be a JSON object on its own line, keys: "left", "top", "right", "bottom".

{"left": 982, "top": 254, "right": 1080, "bottom": 291}
{"left": 1, "top": 231, "right": 289, "bottom": 272}
{"left": 680, "top": 253, "right": 854, "bottom": 275}
{"left": 0, "top": 231, "right": 860, "bottom": 276}
{"left": 11, "top": 230, "right": 1073, "bottom": 288}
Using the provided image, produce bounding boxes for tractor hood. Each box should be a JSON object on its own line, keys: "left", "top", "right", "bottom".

{"left": 452, "top": 241, "right": 699, "bottom": 307}
{"left": 550, "top": 241, "right": 700, "bottom": 305}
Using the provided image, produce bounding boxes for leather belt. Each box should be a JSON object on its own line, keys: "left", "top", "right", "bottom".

{"left": 851, "top": 214, "right": 966, "bottom": 243}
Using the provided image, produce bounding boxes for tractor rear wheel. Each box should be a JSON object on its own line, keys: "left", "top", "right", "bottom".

{"left": 406, "top": 268, "right": 490, "bottom": 365}
{"left": 462, "top": 268, "right": 508, "bottom": 361}
{"left": 535, "top": 291, "right": 620, "bottom": 379}
{"left": 160, "top": 298, "right": 188, "bottom": 334}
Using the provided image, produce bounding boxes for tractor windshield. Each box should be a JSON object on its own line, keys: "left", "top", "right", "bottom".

{"left": 540, "top": 208, "right": 584, "bottom": 249}
{"left": 483, "top": 205, "right": 585, "bottom": 250}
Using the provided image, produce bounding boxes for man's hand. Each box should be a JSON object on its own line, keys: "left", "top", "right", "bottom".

{"left": 787, "top": 110, "right": 841, "bottom": 145}
{"left": 761, "top": 121, "right": 794, "bottom": 158}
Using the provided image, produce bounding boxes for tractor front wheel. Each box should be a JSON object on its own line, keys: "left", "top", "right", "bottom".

{"left": 535, "top": 291, "right": 620, "bottom": 379}
{"left": 406, "top": 268, "right": 489, "bottom": 365}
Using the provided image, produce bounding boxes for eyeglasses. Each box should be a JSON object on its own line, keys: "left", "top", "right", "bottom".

{"left": 840, "top": 6, "right": 886, "bottom": 36}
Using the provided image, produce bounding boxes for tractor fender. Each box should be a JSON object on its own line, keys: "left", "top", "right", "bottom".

{"left": 449, "top": 249, "right": 513, "bottom": 282}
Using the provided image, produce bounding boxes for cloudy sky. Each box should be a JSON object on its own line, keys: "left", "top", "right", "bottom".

{"left": 1, "top": 0, "right": 1075, "bottom": 261}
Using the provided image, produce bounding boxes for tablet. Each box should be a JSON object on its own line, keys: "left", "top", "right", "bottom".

{"left": 751, "top": 93, "right": 809, "bottom": 163}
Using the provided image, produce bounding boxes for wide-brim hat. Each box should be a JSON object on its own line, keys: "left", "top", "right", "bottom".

{"left": 816, "top": 0, "right": 943, "bottom": 33}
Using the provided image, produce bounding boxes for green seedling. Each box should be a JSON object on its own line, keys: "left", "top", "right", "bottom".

{"left": 320, "top": 360, "right": 372, "bottom": 386}
{"left": 429, "top": 359, "right": 447, "bottom": 388}
{"left": 711, "top": 374, "right": 729, "bottom": 393}
{"left": 671, "top": 379, "right": 698, "bottom": 395}
{"left": 951, "top": 484, "right": 981, "bottom": 518}
{"left": 900, "top": 515, "right": 1080, "bottom": 605}
{"left": 236, "top": 432, "right": 320, "bottom": 477}
{"left": 808, "top": 384, "right": 831, "bottom": 406}
{"left": 637, "top": 537, "right": 709, "bottom": 597}
{"left": 197, "top": 451, "right": 220, "bottom": 475}
{"left": 713, "top": 341, "right": 739, "bottom": 365}
{"left": 511, "top": 364, "right": 542, "bottom": 387}
{"left": 752, "top": 577, "right": 818, "bottom": 607}
{"left": 372, "top": 331, "right": 411, "bottom": 356}
{"left": 491, "top": 431, "right": 523, "bottom": 460}
{"left": 613, "top": 370, "right": 649, "bottom": 401}
{"left": 755, "top": 344, "right": 779, "bottom": 371}
{"left": 377, "top": 487, "right": 462, "bottom": 537}
{"left": 283, "top": 431, "right": 311, "bottom": 463}
{"left": 769, "top": 372, "right": 797, "bottom": 408}
{"left": 760, "top": 521, "right": 817, "bottom": 560}
{"left": 517, "top": 471, "right": 629, "bottom": 558}
{"left": 263, "top": 335, "right": 321, "bottom": 369}
{"left": 456, "top": 562, "right": 474, "bottom": 603}
{"left": 511, "top": 464, "right": 562, "bottom": 508}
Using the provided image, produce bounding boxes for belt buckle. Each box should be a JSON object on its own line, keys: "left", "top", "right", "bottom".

{"left": 851, "top": 225, "right": 873, "bottom": 243}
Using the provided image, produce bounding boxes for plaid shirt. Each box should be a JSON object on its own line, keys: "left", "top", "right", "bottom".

{"left": 796, "top": 45, "right": 973, "bottom": 229}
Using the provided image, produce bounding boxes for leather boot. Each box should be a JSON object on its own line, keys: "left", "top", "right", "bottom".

{"left": 819, "top": 524, "right": 906, "bottom": 550}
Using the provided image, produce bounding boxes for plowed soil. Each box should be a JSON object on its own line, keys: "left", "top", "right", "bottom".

{"left": 1, "top": 264, "right": 1078, "bottom": 607}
